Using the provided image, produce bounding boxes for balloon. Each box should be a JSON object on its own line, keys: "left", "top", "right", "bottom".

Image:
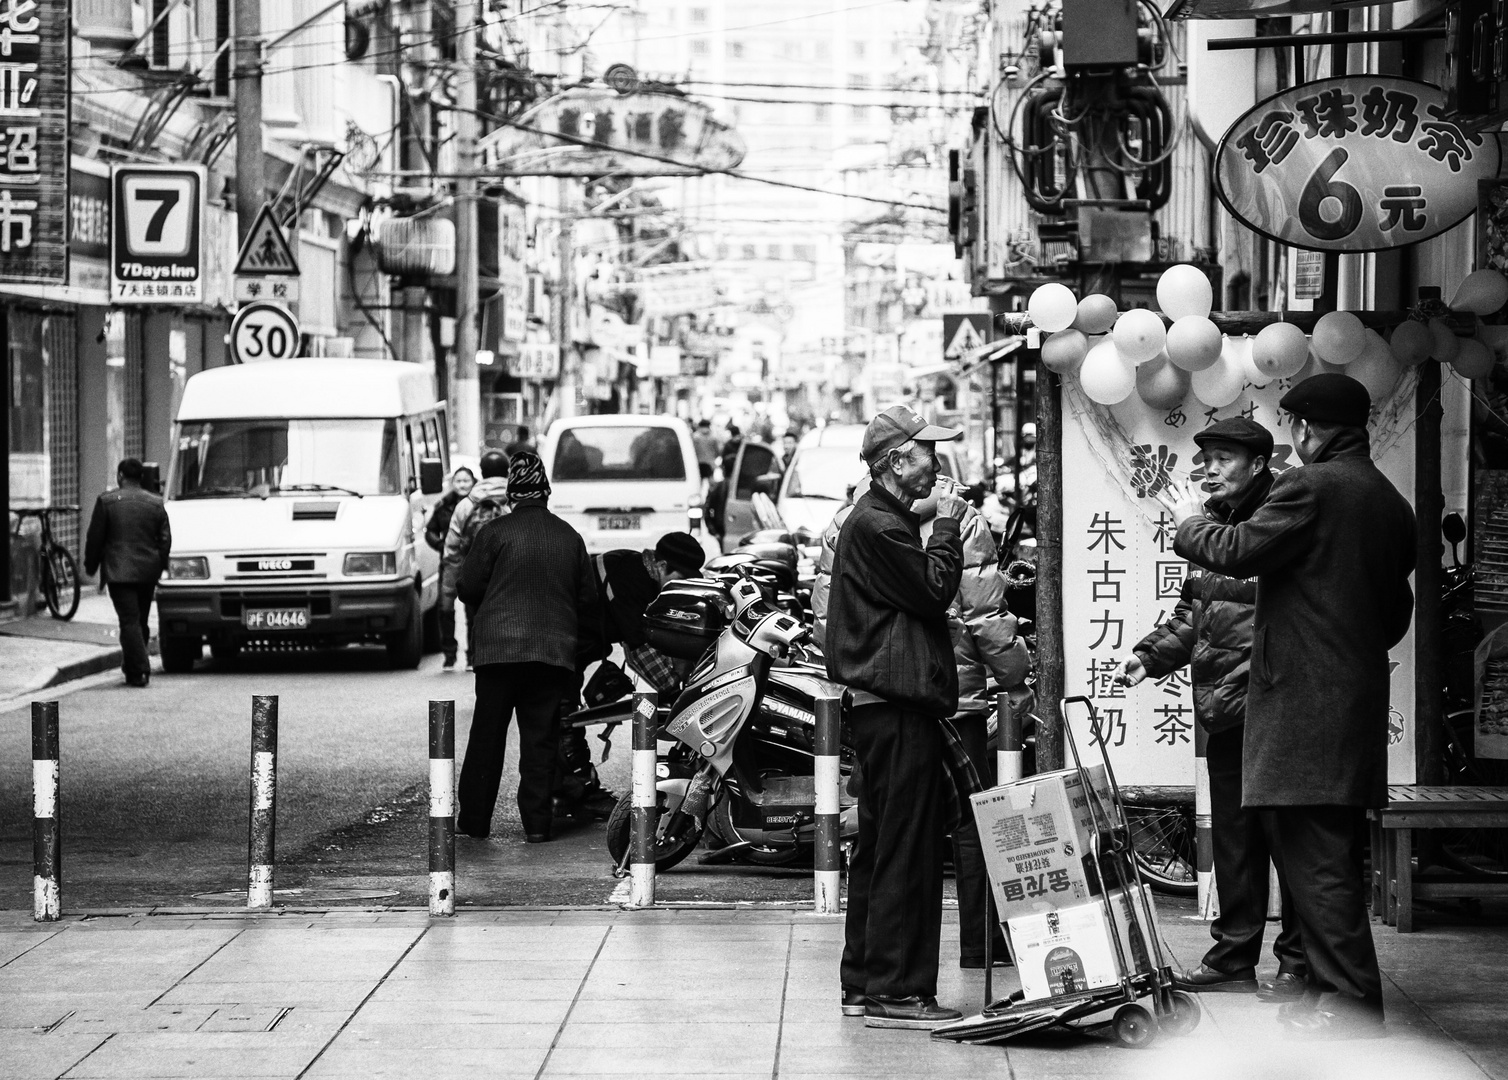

{"left": 1156, "top": 264, "right": 1213, "bottom": 320}
{"left": 1311, "top": 311, "right": 1366, "bottom": 365}
{"left": 1073, "top": 293, "right": 1118, "bottom": 335}
{"left": 1079, "top": 339, "right": 1136, "bottom": 404}
{"left": 1135, "top": 351, "right": 1192, "bottom": 410}
{"left": 1192, "top": 339, "right": 1247, "bottom": 407}
{"left": 1041, "top": 329, "right": 1090, "bottom": 373}
{"left": 1450, "top": 269, "right": 1508, "bottom": 316}
{"left": 1227, "top": 334, "right": 1268, "bottom": 385}
{"left": 1348, "top": 330, "right": 1400, "bottom": 402}
{"left": 1389, "top": 320, "right": 1433, "bottom": 367}
{"left": 1029, "top": 282, "right": 1079, "bottom": 333}
{"left": 1452, "top": 338, "right": 1495, "bottom": 379}
{"left": 1252, "top": 321, "right": 1310, "bottom": 379}
{"left": 1429, "top": 317, "right": 1461, "bottom": 364}
{"left": 1165, "top": 316, "right": 1222, "bottom": 372}
{"left": 1112, "top": 308, "right": 1167, "bottom": 365}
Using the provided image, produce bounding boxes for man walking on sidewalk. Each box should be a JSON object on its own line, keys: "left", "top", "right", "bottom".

{"left": 826, "top": 405, "right": 968, "bottom": 1030}
{"left": 456, "top": 451, "right": 601, "bottom": 844}
{"left": 84, "top": 458, "right": 172, "bottom": 687}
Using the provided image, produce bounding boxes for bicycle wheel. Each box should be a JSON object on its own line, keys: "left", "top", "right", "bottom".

{"left": 1124, "top": 800, "right": 1197, "bottom": 897}
{"left": 42, "top": 546, "right": 80, "bottom": 621}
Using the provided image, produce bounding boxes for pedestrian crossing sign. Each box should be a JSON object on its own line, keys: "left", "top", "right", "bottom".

{"left": 234, "top": 204, "right": 301, "bottom": 276}
{"left": 943, "top": 312, "right": 992, "bottom": 359}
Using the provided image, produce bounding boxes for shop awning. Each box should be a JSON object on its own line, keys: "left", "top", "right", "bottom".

{"left": 957, "top": 335, "right": 1023, "bottom": 373}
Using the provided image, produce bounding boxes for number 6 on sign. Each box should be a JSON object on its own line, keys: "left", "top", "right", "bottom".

{"left": 231, "top": 302, "right": 302, "bottom": 364}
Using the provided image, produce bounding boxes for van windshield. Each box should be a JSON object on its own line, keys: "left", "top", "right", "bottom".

{"left": 170, "top": 419, "right": 401, "bottom": 498}
{"left": 551, "top": 426, "right": 686, "bottom": 481}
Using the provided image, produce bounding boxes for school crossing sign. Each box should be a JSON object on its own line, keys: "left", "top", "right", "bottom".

{"left": 1214, "top": 76, "right": 1500, "bottom": 253}
{"left": 942, "top": 312, "right": 992, "bottom": 359}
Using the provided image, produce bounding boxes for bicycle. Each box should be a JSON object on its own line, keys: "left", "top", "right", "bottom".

{"left": 10, "top": 506, "right": 81, "bottom": 620}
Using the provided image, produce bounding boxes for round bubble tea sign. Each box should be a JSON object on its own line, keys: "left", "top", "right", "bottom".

{"left": 230, "top": 302, "right": 301, "bottom": 364}
{"left": 1214, "top": 76, "right": 1501, "bottom": 253}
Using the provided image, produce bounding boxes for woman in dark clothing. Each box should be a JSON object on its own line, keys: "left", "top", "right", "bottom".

{"left": 425, "top": 466, "right": 475, "bottom": 551}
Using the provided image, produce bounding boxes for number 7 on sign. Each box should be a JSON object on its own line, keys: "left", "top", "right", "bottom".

{"left": 122, "top": 174, "right": 195, "bottom": 257}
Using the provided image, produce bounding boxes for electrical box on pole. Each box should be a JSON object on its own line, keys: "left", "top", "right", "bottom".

{"left": 1060, "top": 0, "right": 1138, "bottom": 68}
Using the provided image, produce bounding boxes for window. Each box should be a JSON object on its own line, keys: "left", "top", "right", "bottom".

{"left": 716, "top": 243, "right": 730, "bottom": 260}
{"left": 793, "top": 244, "right": 815, "bottom": 262}
{"left": 171, "top": 419, "right": 402, "bottom": 498}
{"left": 735, "top": 445, "right": 777, "bottom": 499}
{"left": 727, "top": 40, "right": 744, "bottom": 58}
{"left": 690, "top": 6, "right": 707, "bottom": 23}
{"left": 780, "top": 40, "right": 802, "bottom": 59}
{"left": 815, "top": 41, "right": 830, "bottom": 61}
{"left": 813, "top": 103, "right": 829, "bottom": 122}
{"left": 691, "top": 38, "right": 709, "bottom": 55}
{"left": 852, "top": 40, "right": 866, "bottom": 60}
{"left": 741, "top": 243, "right": 758, "bottom": 260}
{"left": 766, "top": 243, "right": 782, "bottom": 259}
{"left": 551, "top": 426, "right": 687, "bottom": 481}
{"left": 849, "top": 75, "right": 869, "bottom": 89}
{"left": 851, "top": 104, "right": 869, "bottom": 121}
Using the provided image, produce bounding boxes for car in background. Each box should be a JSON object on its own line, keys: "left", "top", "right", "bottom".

{"left": 541, "top": 415, "right": 716, "bottom": 557}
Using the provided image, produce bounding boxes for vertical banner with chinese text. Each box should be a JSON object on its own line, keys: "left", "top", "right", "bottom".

{"left": 0, "top": 0, "right": 68, "bottom": 285}
{"left": 1061, "top": 357, "right": 1418, "bottom": 786}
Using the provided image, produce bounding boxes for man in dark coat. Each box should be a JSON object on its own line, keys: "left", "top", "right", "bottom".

{"left": 456, "top": 451, "right": 601, "bottom": 844}
{"left": 1120, "top": 418, "right": 1305, "bottom": 997}
{"left": 1167, "top": 374, "right": 1416, "bottom": 1038}
{"left": 84, "top": 458, "right": 172, "bottom": 687}
{"left": 826, "top": 405, "right": 968, "bottom": 1030}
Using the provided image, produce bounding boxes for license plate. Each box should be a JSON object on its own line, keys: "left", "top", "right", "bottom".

{"left": 598, "top": 514, "right": 641, "bottom": 531}
{"left": 243, "top": 607, "right": 310, "bottom": 630}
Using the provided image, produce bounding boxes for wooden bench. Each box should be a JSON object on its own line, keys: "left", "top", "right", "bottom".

{"left": 1370, "top": 785, "right": 1508, "bottom": 933}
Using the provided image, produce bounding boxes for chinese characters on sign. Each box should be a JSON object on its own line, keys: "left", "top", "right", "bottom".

{"left": 0, "top": 0, "right": 66, "bottom": 285}
{"left": 1215, "top": 77, "right": 1500, "bottom": 252}
{"left": 111, "top": 164, "right": 207, "bottom": 303}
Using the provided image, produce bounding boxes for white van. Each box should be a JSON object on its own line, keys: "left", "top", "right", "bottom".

{"left": 540, "top": 414, "right": 714, "bottom": 557}
{"left": 156, "top": 359, "right": 449, "bottom": 671}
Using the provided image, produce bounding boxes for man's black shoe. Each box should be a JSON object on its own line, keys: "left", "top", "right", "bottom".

{"left": 1258, "top": 972, "right": 1311, "bottom": 1002}
{"left": 1173, "top": 965, "right": 1258, "bottom": 993}
{"left": 125, "top": 673, "right": 149, "bottom": 687}
{"left": 863, "top": 995, "right": 963, "bottom": 1029}
{"left": 524, "top": 832, "right": 551, "bottom": 844}
{"left": 841, "top": 987, "right": 866, "bottom": 1017}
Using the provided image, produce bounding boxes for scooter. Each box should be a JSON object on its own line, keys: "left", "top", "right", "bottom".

{"left": 601, "top": 572, "right": 870, "bottom": 872}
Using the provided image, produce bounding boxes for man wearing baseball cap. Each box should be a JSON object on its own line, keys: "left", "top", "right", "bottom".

{"left": 1119, "top": 417, "right": 1306, "bottom": 999}
{"left": 826, "top": 405, "right": 969, "bottom": 1029}
{"left": 1164, "top": 373, "right": 1416, "bottom": 1039}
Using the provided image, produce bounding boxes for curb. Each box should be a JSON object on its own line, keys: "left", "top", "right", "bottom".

{"left": 39, "top": 647, "right": 124, "bottom": 690}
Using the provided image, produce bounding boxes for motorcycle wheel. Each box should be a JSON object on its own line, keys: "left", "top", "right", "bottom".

{"left": 713, "top": 800, "right": 802, "bottom": 866}
{"left": 605, "top": 790, "right": 703, "bottom": 874}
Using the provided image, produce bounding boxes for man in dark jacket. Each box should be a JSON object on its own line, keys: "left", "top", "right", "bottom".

{"left": 84, "top": 458, "right": 172, "bottom": 687}
{"left": 456, "top": 451, "right": 601, "bottom": 844}
{"left": 827, "top": 405, "right": 968, "bottom": 1030}
{"left": 1120, "top": 418, "right": 1305, "bottom": 997}
{"left": 1168, "top": 374, "right": 1416, "bottom": 1038}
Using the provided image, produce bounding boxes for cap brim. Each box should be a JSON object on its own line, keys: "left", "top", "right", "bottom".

{"left": 915, "top": 424, "right": 964, "bottom": 442}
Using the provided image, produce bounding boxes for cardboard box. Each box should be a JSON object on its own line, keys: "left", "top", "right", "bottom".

{"left": 970, "top": 765, "right": 1112, "bottom": 922}
{"left": 1009, "top": 886, "right": 1164, "bottom": 1001}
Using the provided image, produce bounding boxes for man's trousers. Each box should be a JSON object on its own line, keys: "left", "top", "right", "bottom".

{"left": 458, "top": 662, "right": 571, "bottom": 837}
{"left": 841, "top": 703, "right": 945, "bottom": 999}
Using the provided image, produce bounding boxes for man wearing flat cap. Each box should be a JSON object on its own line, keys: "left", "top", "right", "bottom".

{"left": 1163, "top": 373, "right": 1416, "bottom": 1039}
{"left": 1119, "top": 417, "right": 1306, "bottom": 999}
{"left": 826, "top": 405, "right": 969, "bottom": 1029}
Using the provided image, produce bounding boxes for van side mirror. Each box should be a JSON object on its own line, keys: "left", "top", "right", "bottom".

{"left": 419, "top": 458, "right": 444, "bottom": 496}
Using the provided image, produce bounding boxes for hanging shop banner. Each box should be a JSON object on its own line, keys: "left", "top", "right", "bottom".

{"left": 0, "top": 0, "right": 69, "bottom": 286}
{"left": 1060, "top": 359, "right": 1419, "bottom": 786}
{"left": 478, "top": 88, "right": 745, "bottom": 176}
{"left": 111, "top": 164, "right": 208, "bottom": 303}
{"left": 509, "top": 341, "right": 560, "bottom": 380}
{"left": 1214, "top": 77, "right": 1500, "bottom": 253}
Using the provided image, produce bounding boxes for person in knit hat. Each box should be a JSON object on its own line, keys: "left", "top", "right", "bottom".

{"left": 455, "top": 451, "right": 601, "bottom": 844}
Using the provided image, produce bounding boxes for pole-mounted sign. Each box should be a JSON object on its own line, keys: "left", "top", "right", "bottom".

{"left": 111, "top": 164, "right": 207, "bottom": 303}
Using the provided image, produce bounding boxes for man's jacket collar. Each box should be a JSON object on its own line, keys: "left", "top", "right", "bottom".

{"left": 866, "top": 483, "right": 919, "bottom": 526}
{"left": 1311, "top": 425, "right": 1372, "bottom": 464}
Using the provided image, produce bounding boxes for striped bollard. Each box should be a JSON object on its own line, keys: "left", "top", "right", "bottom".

{"left": 996, "top": 692, "right": 1023, "bottom": 786}
{"left": 813, "top": 693, "right": 842, "bottom": 915}
{"left": 32, "top": 702, "right": 60, "bottom": 922}
{"left": 629, "top": 690, "right": 658, "bottom": 909}
{"left": 1195, "top": 722, "right": 1217, "bottom": 920}
{"left": 247, "top": 696, "right": 278, "bottom": 909}
{"left": 429, "top": 700, "right": 456, "bottom": 917}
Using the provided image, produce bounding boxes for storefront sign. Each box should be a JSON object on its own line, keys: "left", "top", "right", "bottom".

{"left": 69, "top": 164, "right": 110, "bottom": 294}
{"left": 509, "top": 341, "right": 559, "bottom": 380}
{"left": 111, "top": 164, "right": 207, "bottom": 302}
{"left": 1061, "top": 363, "right": 1419, "bottom": 785}
{"left": 499, "top": 200, "right": 527, "bottom": 342}
{"left": 0, "top": 0, "right": 69, "bottom": 286}
{"left": 479, "top": 88, "right": 744, "bottom": 176}
{"left": 635, "top": 262, "right": 719, "bottom": 316}
{"left": 1214, "top": 77, "right": 1499, "bottom": 253}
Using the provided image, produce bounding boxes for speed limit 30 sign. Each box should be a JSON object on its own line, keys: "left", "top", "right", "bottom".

{"left": 231, "top": 302, "right": 302, "bottom": 364}
{"left": 111, "top": 164, "right": 207, "bottom": 303}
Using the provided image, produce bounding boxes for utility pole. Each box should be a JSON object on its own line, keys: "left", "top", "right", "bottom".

{"left": 558, "top": 177, "right": 577, "bottom": 417}
{"left": 233, "top": 0, "right": 263, "bottom": 247}
{"left": 452, "top": 0, "right": 482, "bottom": 455}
